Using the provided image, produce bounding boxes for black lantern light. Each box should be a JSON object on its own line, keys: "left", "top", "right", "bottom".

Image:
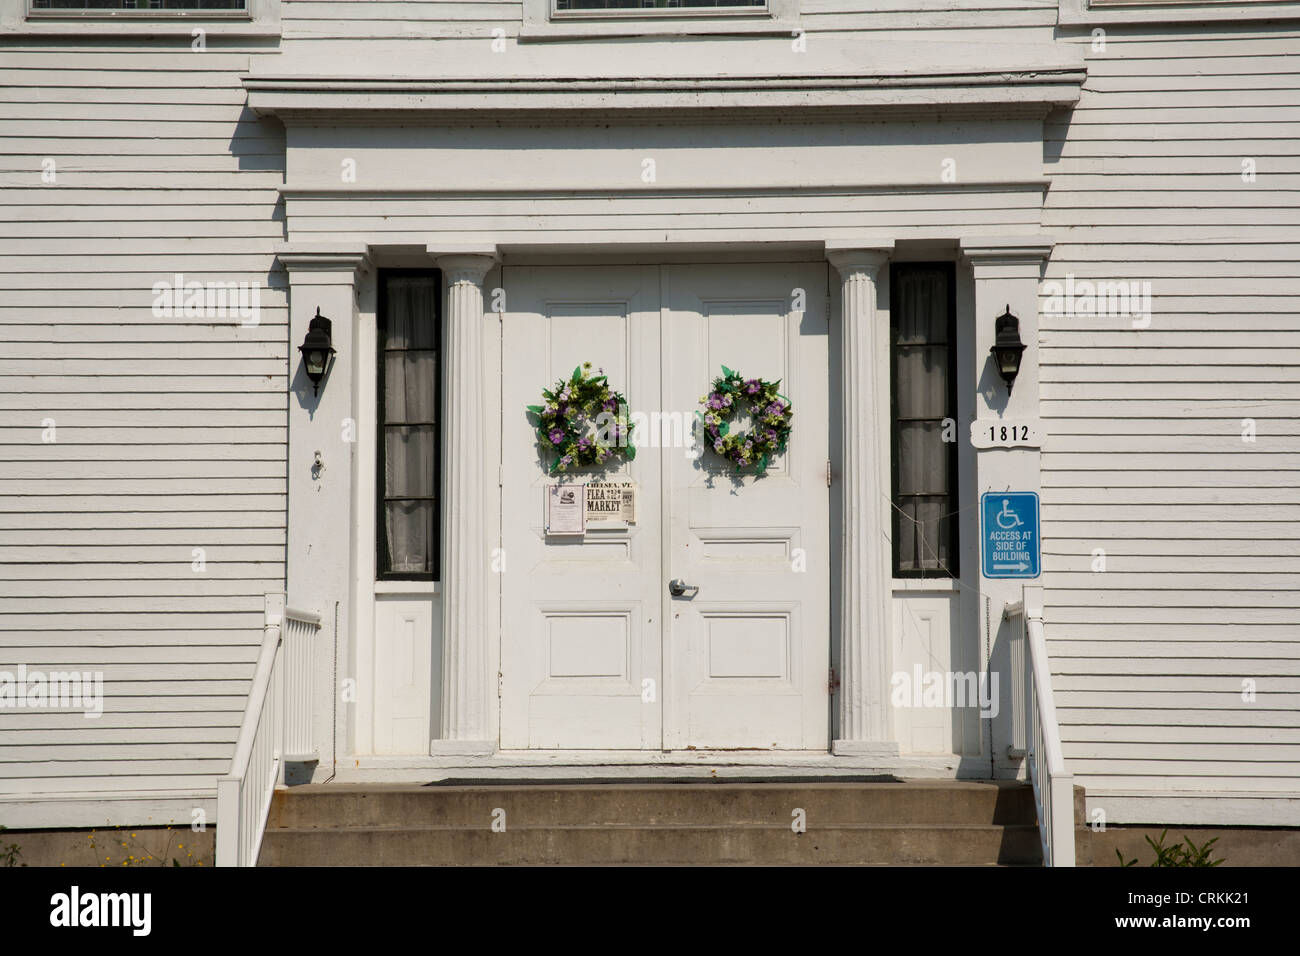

{"left": 989, "top": 305, "right": 1026, "bottom": 394}
{"left": 298, "top": 307, "right": 336, "bottom": 395}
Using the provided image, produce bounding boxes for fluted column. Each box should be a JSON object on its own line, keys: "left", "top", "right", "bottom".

{"left": 432, "top": 251, "right": 497, "bottom": 754}
{"left": 828, "top": 245, "right": 898, "bottom": 757}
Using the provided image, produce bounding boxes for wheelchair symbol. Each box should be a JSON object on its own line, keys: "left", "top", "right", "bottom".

{"left": 996, "top": 498, "right": 1024, "bottom": 530}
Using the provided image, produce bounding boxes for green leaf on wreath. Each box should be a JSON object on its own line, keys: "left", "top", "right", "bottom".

{"left": 526, "top": 405, "right": 543, "bottom": 414}
{"left": 572, "top": 366, "right": 582, "bottom": 383}
{"left": 626, "top": 444, "right": 636, "bottom": 461}
{"left": 757, "top": 453, "right": 769, "bottom": 473}
{"left": 721, "top": 365, "right": 734, "bottom": 378}
{"left": 719, "top": 422, "right": 729, "bottom": 436}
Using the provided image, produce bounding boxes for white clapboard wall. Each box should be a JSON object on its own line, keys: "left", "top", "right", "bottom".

{"left": 1, "top": 2, "right": 1297, "bottom": 830}
{"left": 0, "top": 42, "right": 287, "bottom": 820}
{"left": 1041, "top": 25, "right": 1300, "bottom": 823}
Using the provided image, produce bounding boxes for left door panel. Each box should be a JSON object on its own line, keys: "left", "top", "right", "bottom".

{"left": 500, "top": 266, "right": 663, "bottom": 749}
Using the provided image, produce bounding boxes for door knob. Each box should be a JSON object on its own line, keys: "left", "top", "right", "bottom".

{"left": 669, "top": 578, "right": 697, "bottom": 597}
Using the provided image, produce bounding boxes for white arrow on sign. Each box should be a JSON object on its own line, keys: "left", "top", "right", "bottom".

{"left": 993, "top": 562, "right": 1030, "bottom": 572}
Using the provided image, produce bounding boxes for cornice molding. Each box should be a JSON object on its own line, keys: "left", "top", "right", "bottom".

{"left": 243, "top": 67, "right": 1087, "bottom": 124}
{"left": 959, "top": 235, "right": 1055, "bottom": 265}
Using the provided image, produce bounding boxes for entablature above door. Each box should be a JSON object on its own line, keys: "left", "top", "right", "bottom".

{"left": 244, "top": 60, "right": 1085, "bottom": 128}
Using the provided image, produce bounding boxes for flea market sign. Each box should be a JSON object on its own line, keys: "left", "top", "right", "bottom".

{"left": 980, "top": 492, "right": 1040, "bottom": 579}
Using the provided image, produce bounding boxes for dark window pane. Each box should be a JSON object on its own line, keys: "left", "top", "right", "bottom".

{"left": 894, "top": 344, "right": 948, "bottom": 419}
{"left": 384, "top": 351, "right": 438, "bottom": 423}
{"left": 384, "top": 425, "right": 437, "bottom": 498}
{"left": 897, "top": 421, "right": 949, "bottom": 496}
{"left": 894, "top": 268, "right": 949, "bottom": 345}
{"left": 896, "top": 496, "right": 951, "bottom": 573}
{"left": 384, "top": 500, "right": 435, "bottom": 576}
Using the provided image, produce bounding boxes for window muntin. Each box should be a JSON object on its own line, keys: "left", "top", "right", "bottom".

{"left": 890, "top": 262, "right": 958, "bottom": 578}
{"left": 377, "top": 271, "right": 441, "bottom": 581}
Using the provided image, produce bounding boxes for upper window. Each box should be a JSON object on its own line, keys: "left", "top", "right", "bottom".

{"left": 377, "top": 271, "right": 442, "bottom": 581}
{"left": 556, "top": 0, "right": 762, "bottom": 11}
{"left": 1059, "top": 0, "right": 1300, "bottom": 25}
{"left": 890, "top": 263, "right": 958, "bottom": 579}
{"left": 30, "top": 0, "right": 246, "bottom": 9}
{"left": 523, "top": 0, "right": 795, "bottom": 38}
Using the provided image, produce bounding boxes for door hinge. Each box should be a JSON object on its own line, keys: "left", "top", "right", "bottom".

{"left": 828, "top": 667, "right": 840, "bottom": 694}
{"left": 826, "top": 459, "right": 832, "bottom": 487}
{"left": 497, "top": 671, "right": 502, "bottom": 698}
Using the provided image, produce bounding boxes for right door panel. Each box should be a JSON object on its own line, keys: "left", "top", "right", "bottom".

{"left": 663, "top": 263, "right": 831, "bottom": 750}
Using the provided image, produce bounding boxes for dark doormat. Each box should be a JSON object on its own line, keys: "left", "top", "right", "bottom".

{"left": 423, "top": 774, "right": 904, "bottom": 787}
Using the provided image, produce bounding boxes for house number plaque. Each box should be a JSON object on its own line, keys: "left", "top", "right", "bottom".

{"left": 970, "top": 419, "right": 1042, "bottom": 450}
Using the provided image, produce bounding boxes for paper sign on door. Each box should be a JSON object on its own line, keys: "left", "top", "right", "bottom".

{"left": 546, "top": 484, "right": 585, "bottom": 536}
{"left": 585, "top": 481, "right": 637, "bottom": 527}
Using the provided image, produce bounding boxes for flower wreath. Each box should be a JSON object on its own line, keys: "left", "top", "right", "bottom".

{"left": 527, "top": 362, "right": 636, "bottom": 474}
{"left": 698, "top": 366, "right": 793, "bottom": 476}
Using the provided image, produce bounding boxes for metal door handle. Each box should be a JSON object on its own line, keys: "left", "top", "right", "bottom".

{"left": 669, "top": 578, "right": 697, "bottom": 597}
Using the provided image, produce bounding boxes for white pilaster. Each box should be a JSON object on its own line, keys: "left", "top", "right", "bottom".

{"left": 430, "top": 250, "right": 499, "bottom": 755}
{"left": 959, "top": 235, "right": 1053, "bottom": 776}
{"left": 280, "top": 244, "right": 370, "bottom": 776}
{"left": 827, "top": 243, "right": 899, "bottom": 757}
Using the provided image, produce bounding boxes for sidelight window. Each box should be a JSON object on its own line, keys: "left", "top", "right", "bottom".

{"left": 377, "top": 271, "right": 441, "bottom": 580}
{"left": 890, "top": 262, "right": 958, "bottom": 577}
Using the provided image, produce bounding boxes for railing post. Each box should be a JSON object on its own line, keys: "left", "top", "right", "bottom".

{"left": 1006, "top": 596, "right": 1027, "bottom": 760}
{"left": 215, "top": 777, "right": 239, "bottom": 867}
{"left": 266, "top": 594, "right": 286, "bottom": 788}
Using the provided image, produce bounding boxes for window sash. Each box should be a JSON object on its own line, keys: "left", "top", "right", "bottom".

{"left": 377, "top": 271, "right": 442, "bottom": 581}
{"left": 890, "top": 263, "right": 958, "bottom": 578}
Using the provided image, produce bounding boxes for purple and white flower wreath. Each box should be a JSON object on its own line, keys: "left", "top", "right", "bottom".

{"left": 698, "top": 366, "right": 793, "bottom": 476}
{"left": 528, "top": 362, "right": 636, "bottom": 475}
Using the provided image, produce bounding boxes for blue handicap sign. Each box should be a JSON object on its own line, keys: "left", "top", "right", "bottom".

{"left": 981, "top": 492, "right": 1040, "bottom": 578}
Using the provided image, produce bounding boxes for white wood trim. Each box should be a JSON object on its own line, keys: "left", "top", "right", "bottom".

{"left": 1059, "top": 0, "right": 1300, "bottom": 24}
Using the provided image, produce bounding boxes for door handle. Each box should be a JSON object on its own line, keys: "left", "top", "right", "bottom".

{"left": 668, "top": 578, "right": 698, "bottom": 598}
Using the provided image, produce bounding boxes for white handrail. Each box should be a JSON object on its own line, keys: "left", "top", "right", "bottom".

{"left": 1010, "top": 586, "right": 1076, "bottom": 867}
{"left": 216, "top": 593, "right": 286, "bottom": 867}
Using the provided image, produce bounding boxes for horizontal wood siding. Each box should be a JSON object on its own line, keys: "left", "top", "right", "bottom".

{"left": 1042, "top": 25, "right": 1300, "bottom": 810}
{"left": 0, "top": 43, "right": 286, "bottom": 802}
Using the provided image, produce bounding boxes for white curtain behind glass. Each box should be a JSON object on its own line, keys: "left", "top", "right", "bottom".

{"left": 382, "top": 276, "right": 439, "bottom": 575}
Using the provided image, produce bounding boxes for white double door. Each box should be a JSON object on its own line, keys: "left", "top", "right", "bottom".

{"left": 500, "top": 263, "right": 829, "bottom": 751}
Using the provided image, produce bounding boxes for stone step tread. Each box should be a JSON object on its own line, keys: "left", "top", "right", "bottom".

{"left": 266, "top": 822, "right": 1039, "bottom": 833}
{"left": 280, "top": 781, "right": 1030, "bottom": 794}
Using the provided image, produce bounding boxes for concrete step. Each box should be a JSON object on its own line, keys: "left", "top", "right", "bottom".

{"left": 259, "top": 780, "right": 1045, "bottom": 866}
{"left": 266, "top": 780, "right": 1037, "bottom": 829}
{"left": 259, "top": 821, "right": 1043, "bottom": 866}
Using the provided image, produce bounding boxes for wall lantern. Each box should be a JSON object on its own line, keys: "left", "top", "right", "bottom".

{"left": 298, "top": 307, "right": 336, "bottom": 395}
{"left": 989, "top": 305, "right": 1026, "bottom": 394}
